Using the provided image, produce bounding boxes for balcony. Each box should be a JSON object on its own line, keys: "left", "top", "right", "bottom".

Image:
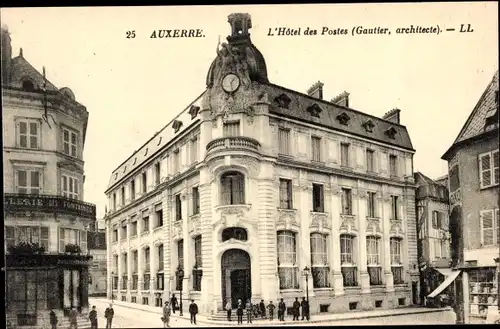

{"left": 206, "top": 136, "right": 260, "bottom": 155}
{"left": 4, "top": 193, "right": 96, "bottom": 220}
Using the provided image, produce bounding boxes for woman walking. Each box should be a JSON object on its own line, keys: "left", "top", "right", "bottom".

{"left": 162, "top": 301, "right": 171, "bottom": 327}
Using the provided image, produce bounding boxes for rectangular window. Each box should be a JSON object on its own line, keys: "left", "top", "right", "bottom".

{"left": 156, "top": 273, "right": 164, "bottom": 291}
{"left": 175, "top": 194, "right": 182, "bottom": 221}
{"left": 279, "top": 179, "right": 293, "bottom": 209}
{"left": 341, "top": 143, "right": 350, "bottom": 167}
{"left": 480, "top": 209, "right": 497, "bottom": 247}
{"left": 155, "top": 205, "right": 163, "bottom": 228}
{"left": 220, "top": 172, "right": 245, "bottom": 205}
{"left": 340, "top": 234, "right": 357, "bottom": 287}
{"left": 18, "top": 119, "right": 40, "bottom": 149}
{"left": 62, "top": 127, "right": 78, "bottom": 157}
{"left": 112, "top": 193, "right": 117, "bottom": 210}
{"left": 158, "top": 244, "right": 164, "bottom": 271}
{"left": 142, "top": 216, "right": 150, "bottom": 234}
{"left": 391, "top": 196, "right": 399, "bottom": 220}
{"left": 112, "top": 226, "right": 118, "bottom": 242}
{"left": 277, "top": 231, "right": 299, "bottom": 289}
{"left": 61, "top": 174, "right": 79, "bottom": 200}
{"left": 121, "top": 221, "right": 127, "bottom": 240}
{"left": 223, "top": 121, "right": 240, "bottom": 137}
{"left": 5, "top": 226, "right": 49, "bottom": 251}
{"left": 193, "top": 235, "right": 203, "bottom": 291}
{"left": 131, "top": 219, "right": 138, "bottom": 236}
{"left": 17, "top": 170, "right": 41, "bottom": 194}
{"left": 191, "top": 138, "right": 198, "bottom": 164}
{"left": 310, "top": 233, "right": 329, "bottom": 288}
{"left": 366, "top": 149, "right": 374, "bottom": 172}
{"left": 143, "top": 274, "right": 150, "bottom": 290}
{"left": 59, "top": 228, "right": 81, "bottom": 253}
{"left": 176, "top": 240, "right": 184, "bottom": 290}
{"left": 278, "top": 128, "right": 290, "bottom": 155}
{"left": 155, "top": 162, "right": 161, "bottom": 185}
{"left": 173, "top": 150, "right": 180, "bottom": 174}
{"left": 121, "top": 186, "right": 125, "bottom": 205}
{"left": 144, "top": 247, "right": 150, "bottom": 273}
{"left": 341, "top": 188, "right": 352, "bottom": 215}
{"left": 367, "top": 192, "right": 376, "bottom": 217}
{"left": 192, "top": 187, "right": 200, "bottom": 215}
{"left": 311, "top": 136, "right": 321, "bottom": 162}
{"left": 132, "top": 251, "right": 138, "bottom": 273}
{"left": 390, "top": 238, "right": 404, "bottom": 284}
{"left": 312, "top": 184, "right": 324, "bottom": 212}
{"left": 142, "top": 172, "right": 147, "bottom": 193}
{"left": 130, "top": 180, "right": 135, "bottom": 201}
{"left": 389, "top": 155, "right": 397, "bottom": 176}
{"left": 367, "top": 236, "right": 382, "bottom": 286}
{"left": 479, "top": 149, "right": 499, "bottom": 188}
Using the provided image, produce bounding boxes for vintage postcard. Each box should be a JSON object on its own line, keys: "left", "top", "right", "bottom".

{"left": 1, "top": 3, "right": 498, "bottom": 328}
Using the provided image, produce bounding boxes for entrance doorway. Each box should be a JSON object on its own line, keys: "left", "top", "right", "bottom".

{"left": 412, "top": 281, "right": 418, "bottom": 304}
{"left": 221, "top": 249, "right": 251, "bottom": 309}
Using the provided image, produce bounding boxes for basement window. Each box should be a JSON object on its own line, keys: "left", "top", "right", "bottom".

{"left": 375, "top": 300, "right": 383, "bottom": 308}
{"left": 319, "top": 304, "right": 330, "bottom": 313}
{"left": 349, "top": 302, "right": 358, "bottom": 310}
{"left": 398, "top": 298, "right": 406, "bottom": 306}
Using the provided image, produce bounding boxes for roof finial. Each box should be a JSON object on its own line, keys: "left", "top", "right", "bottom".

{"left": 19, "top": 47, "right": 23, "bottom": 57}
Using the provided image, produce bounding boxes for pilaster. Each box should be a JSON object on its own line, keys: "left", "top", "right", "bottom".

{"left": 181, "top": 191, "right": 191, "bottom": 296}
{"left": 298, "top": 182, "right": 315, "bottom": 299}
{"left": 329, "top": 180, "right": 344, "bottom": 296}
{"left": 382, "top": 190, "right": 395, "bottom": 292}
{"left": 356, "top": 187, "right": 370, "bottom": 294}
{"left": 199, "top": 168, "right": 214, "bottom": 314}
{"left": 163, "top": 191, "right": 172, "bottom": 300}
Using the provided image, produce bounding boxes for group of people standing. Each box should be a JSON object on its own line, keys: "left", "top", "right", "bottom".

{"left": 225, "top": 297, "right": 310, "bottom": 324}
{"left": 48, "top": 304, "right": 114, "bottom": 329}
{"left": 162, "top": 294, "right": 199, "bottom": 327}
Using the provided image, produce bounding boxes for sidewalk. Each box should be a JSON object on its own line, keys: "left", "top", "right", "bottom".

{"left": 90, "top": 298, "right": 452, "bottom": 327}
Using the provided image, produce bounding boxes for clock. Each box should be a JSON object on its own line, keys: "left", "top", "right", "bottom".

{"left": 222, "top": 73, "right": 240, "bottom": 93}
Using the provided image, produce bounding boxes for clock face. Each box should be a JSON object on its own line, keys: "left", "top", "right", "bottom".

{"left": 222, "top": 73, "right": 240, "bottom": 93}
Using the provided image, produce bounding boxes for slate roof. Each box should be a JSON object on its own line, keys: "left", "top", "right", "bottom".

{"left": 9, "top": 55, "right": 59, "bottom": 92}
{"left": 106, "top": 92, "right": 205, "bottom": 191}
{"left": 414, "top": 171, "right": 449, "bottom": 202}
{"left": 264, "top": 83, "right": 414, "bottom": 151}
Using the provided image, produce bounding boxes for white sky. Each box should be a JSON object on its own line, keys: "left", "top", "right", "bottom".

{"left": 1, "top": 3, "right": 498, "bottom": 219}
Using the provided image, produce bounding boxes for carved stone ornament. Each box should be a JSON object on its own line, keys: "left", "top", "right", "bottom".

{"left": 390, "top": 220, "right": 404, "bottom": 235}
{"left": 339, "top": 214, "right": 357, "bottom": 232}
{"left": 357, "top": 189, "right": 368, "bottom": 199}
{"left": 172, "top": 220, "right": 183, "bottom": 240}
{"left": 277, "top": 209, "right": 299, "bottom": 230}
{"left": 366, "top": 217, "right": 381, "bottom": 234}
{"left": 330, "top": 186, "right": 343, "bottom": 195}
{"left": 310, "top": 212, "right": 331, "bottom": 230}
{"left": 189, "top": 214, "right": 202, "bottom": 236}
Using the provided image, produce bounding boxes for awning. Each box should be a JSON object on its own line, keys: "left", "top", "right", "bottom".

{"left": 427, "top": 270, "right": 461, "bottom": 298}
{"left": 435, "top": 268, "right": 454, "bottom": 276}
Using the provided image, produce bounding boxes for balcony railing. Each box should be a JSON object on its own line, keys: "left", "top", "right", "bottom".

{"left": 206, "top": 137, "right": 260, "bottom": 154}
{"left": 4, "top": 193, "right": 96, "bottom": 219}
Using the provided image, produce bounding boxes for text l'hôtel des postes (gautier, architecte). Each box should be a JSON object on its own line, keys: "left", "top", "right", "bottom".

{"left": 267, "top": 25, "right": 443, "bottom": 36}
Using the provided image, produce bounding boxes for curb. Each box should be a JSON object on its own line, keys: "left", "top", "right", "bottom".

{"left": 91, "top": 299, "right": 452, "bottom": 326}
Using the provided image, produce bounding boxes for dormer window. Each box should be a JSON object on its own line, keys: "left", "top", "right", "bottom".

{"left": 275, "top": 93, "right": 292, "bottom": 109}
{"left": 189, "top": 105, "right": 200, "bottom": 119}
{"left": 484, "top": 91, "right": 498, "bottom": 130}
{"left": 362, "top": 119, "right": 375, "bottom": 133}
{"left": 22, "top": 80, "right": 35, "bottom": 92}
{"left": 336, "top": 112, "right": 350, "bottom": 126}
{"left": 307, "top": 103, "right": 322, "bottom": 118}
{"left": 172, "top": 120, "right": 183, "bottom": 133}
{"left": 385, "top": 127, "right": 397, "bottom": 139}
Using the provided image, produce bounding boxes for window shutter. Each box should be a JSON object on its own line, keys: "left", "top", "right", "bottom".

{"left": 493, "top": 151, "right": 499, "bottom": 185}
{"left": 480, "top": 210, "right": 494, "bottom": 246}
{"left": 479, "top": 153, "right": 492, "bottom": 187}
{"left": 41, "top": 227, "right": 49, "bottom": 251}
{"left": 80, "top": 230, "right": 87, "bottom": 254}
{"left": 496, "top": 209, "right": 499, "bottom": 246}
{"left": 59, "top": 227, "right": 65, "bottom": 253}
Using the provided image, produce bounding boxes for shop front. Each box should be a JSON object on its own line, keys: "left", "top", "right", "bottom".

{"left": 462, "top": 266, "right": 498, "bottom": 324}
{"left": 6, "top": 254, "right": 92, "bottom": 328}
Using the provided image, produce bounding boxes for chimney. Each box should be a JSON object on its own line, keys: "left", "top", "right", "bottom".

{"left": 331, "top": 91, "right": 350, "bottom": 107}
{"left": 382, "top": 108, "right": 401, "bottom": 124}
{"left": 1, "top": 25, "right": 12, "bottom": 85}
{"left": 307, "top": 81, "right": 324, "bottom": 99}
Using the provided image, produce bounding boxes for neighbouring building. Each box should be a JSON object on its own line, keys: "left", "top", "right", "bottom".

{"left": 414, "top": 172, "right": 452, "bottom": 304}
{"left": 104, "top": 13, "right": 419, "bottom": 316}
{"left": 88, "top": 220, "right": 107, "bottom": 296}
{"left": 2, "top": 26, "right": 96, "bottom": 328}
{"left": 441, "top": 70, "right": 499, "bottom": 324}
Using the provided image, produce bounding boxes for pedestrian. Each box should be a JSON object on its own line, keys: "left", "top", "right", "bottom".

{"left": 88, "top": 306, "right": 98, "bottom": 329}
{"left": 68, "top": 307, "right": 78, "bottom": 329}
{"left": 278, "top": 298, "right": 286, "bottom": 321}
{"left": 170, "top": 294, "right": 178, "bottom": 314}
{"left": 259, "top": 299, "right": 266, "bottom": 318}
{"left": 225, "top": 299, "right": 232, "bottom": 321}
{"left": 236, "top": 300, "right": 244, "bottom": 324}
{"left": 292, "top": 297, "right": 300, "bottom": 321}
{"left": 189, "top": 300, "right": 198, "bottom": 325}
{"left": 162, "top": 301, "right": 171, "bottom": 328}
{"left": 266, "top": 301, "right": 276, "bottom": 321}
{"left": 300, "top": 297, "right": 310, "bottom": 320}
{"left": 49, "top": 309, "right": 58, "bottom": 329}
{"left": 104, "top": 303, "right": 114, "bottom": 329}
{"left": 245, "top": 300, "right": 253, "bottom": 324}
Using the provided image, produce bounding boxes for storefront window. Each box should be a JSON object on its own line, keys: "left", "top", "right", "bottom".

{"left": 7, "top": 269, "right": 59, "bottom": 313}
{"left": 469, "top": 268, "right": 497, "bottom": 321}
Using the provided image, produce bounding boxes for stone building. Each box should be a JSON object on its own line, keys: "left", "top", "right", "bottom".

{"left": 414, "top": 172, "right": 452, "bottom": 304}
{"left": 104, "top": 13, "right": 419, "bottom": 316}
{"left": 88, "top": 221, "right": 107, "bottom": 297}
{"left": 442, "top": 70, "right": 499, "bottom": 323}
{"left": 2, "top": 26, "right": 96, "bottom": 328}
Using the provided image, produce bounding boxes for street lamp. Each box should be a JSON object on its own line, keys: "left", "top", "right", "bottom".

{"left": 302, "top": 266, "right": 311, "bottom": 302}
{"left": 176, "top": 266, "right": 185, "bottom": 316}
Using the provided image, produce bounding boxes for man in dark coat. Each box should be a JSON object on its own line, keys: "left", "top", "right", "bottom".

{"left": 292, "top": 297, "right": 301, "bottom": 321}
{"left": 301, "top": 297, "right": 310, "bottom": 320}
{"left": 266, "top": 301, "right": 276, "bottom": 321}
{"left": 68, "top": 308, "right": 78, "bottom": 329}
{"left": 236, "top": 299, "right": 244, "bottom": 324}
{"left": 188, "top": 300, "right": 198, "bottom": 325}
{"left": 278, "top": 298, "right": 286, "bottom": 321}
{"left": 49, "top": 309, "right": 58, "bottom": 329}
{"left": 104, "top": 304, "right": 114, "bottom": 329}
{"left": 170, "top": 294, "right": 178, "bottom": 314}
{"left": 88, "top": 305, "right": 98, "bottom": 329}
{"left": 259, "top": 300, "right": 266, "bottom": 318}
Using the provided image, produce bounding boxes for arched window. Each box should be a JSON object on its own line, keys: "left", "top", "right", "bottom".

{"left": 366, "top": 236, "right": 382, "bottom": 285}
{"left": 277, "top": 230, "right": 298, "bottom": 289}
{"left": 310, "top": 233, "right": 329, "bottom": 288}
{"left": 221, "top": 227, "right": 248, "bottom": 242}
{"left": 340, "top": 234, "right": 357, "bottom": 287}
{"left": 390, "top": 237, "right": 404, "bottom": 284}
{"left": 220, "top": 171, "right": 245, "bottom": 205}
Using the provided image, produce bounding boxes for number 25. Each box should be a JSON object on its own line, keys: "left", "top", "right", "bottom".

{"left": 126, "top": 31, "right": 136, "bottom": 39}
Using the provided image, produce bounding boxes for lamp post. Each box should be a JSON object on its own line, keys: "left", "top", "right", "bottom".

{"left": 176, "top": 266, "right": 185, "bottom": 316}
{"left": 302, "top": 266, "right": 311, "bottom": 302}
